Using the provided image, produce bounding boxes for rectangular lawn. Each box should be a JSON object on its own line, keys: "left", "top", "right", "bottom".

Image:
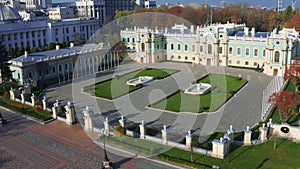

{"left": 84, "top": 68, "right": 178, "bottom": 99}
{"left": 151, "top": 74, "right": 247, "bottom": 113}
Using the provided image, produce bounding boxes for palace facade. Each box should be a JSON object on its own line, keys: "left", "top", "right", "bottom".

{"left": 120, "top": 22, "right": 300, "bottom": 76}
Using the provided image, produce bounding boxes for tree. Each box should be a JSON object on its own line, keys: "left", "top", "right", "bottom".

{"left": 284, "top": 63, "right": 300, "bottom": 91}
{"left": 0, "top": 40, "right": 13, "bottom": 90}
{"left": 286, "top": 11, "right": 300, "bottom": 32}
{"left": 268, "top": 90, "right": 300, "bottom": 123}
{"left": 73, "top": 33, "right": 85, "bottom": 46}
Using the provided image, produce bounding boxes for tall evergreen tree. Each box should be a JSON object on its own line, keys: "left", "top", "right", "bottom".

{"left": 0, "top": 40, "right": 13, "bottom": 90}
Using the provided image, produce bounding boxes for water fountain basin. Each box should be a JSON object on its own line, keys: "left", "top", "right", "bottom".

{"left": 126, "top": 76, "right": 154, "bottom": 86}
{"left": 184, "top": 83, "right": 212, "bottom": 95}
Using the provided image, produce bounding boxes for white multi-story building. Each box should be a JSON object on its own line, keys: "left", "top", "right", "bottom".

{"left": 74, "top": 0, "right": 105, "bottom": 24}
{"left": 48, "top": 6, "right": 75, "bottom": 20}
{"left": 0, "top": 5, "right": 99, "bottom": 50}
{"left": 121, "top": 22, "right": 300, "bottom": 77}
{"left": 20, "top": 0, "right": 52, "bottom": 9}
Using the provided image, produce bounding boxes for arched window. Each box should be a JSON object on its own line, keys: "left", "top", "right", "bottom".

{"left": 229, "top": 47, "right": 233, "bottom": 54}
{"left": 132, "top": 38, "right": 135, "bottom": 43}
{"left": 208, "top": 44, "right": 212, "bottom": 54}
{"left": 274, "top": 51, "right": 280, "bottom": 62}
{"left": 164, "top": 43, "right": 167, "bottom": 50}
{"left": 141, "top": 43, "right": 145, "bottom": 52}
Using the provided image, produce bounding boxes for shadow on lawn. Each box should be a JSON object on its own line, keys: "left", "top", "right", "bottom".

{"left": 256, "top": 158, "right": 269, "bottom": 169}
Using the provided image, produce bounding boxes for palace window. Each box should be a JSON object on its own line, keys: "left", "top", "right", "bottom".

{"left": 245, "top": 61, "right": 249, "bottom": 65}
{"left": 185, "top": 44, "right": 188, "bottom": 51}
{"left": 132, "top": 38, "right": 135, "bottom": 43}
{"left": 192, "top": 45, "right": 195, "bottom": 51}
{"left": 229, "top": 47, "right": 233, "bottom": 54}
{"left": 28, "top": 72, "right": 32, "bottom": 78}
{"left": 185, "top": 56, "right": 188, "bottom": 60}
{"left": 263, "top": 49, "right": 266, "bottom": 57}
{"left": 156, "top": 44, "right": 160, "bottom": 50}
{"left": 178, "top": 56, "right": 181, "bottom": 59}
{"left": 127, "top": 38, "right": 130, "bottom": 42}
{"left": 208, "top": 44, "right": 212, "bottom": 54}
{"left": 141, "top": 43, "right": 145, "bottom": 52}
{"left": 164, "top": 43, "right": 167, "bottom": 50}
{"left": 237, "top": 61, "right": 240, "bottom": 65}
{"left": 171, "top": 43, "right": 174, "bottom": 50}
{"left": 178, "top": 44, "right": 181, "bottom": 51}
{"left": 219, "top": 47, "right": 222, "bottom": 54}
{"left": 246, "top": 48, "right": 249, "bottom": 56}
{"left": 52, "top": 67, "right": 56, "bottom": 74}
{"left": 237, "top": 48, "right": 241, "bottom": 55}
{"left": 254, "top": 49, "right": 258, "bottom": 56}
{"left": 274, "top": 51, "right": 280, "bottom": 62}
{"left": 192, "top": 57, "right": 195, "bottom": 60}
{"left": 200, "top": 46, "right": 203, "bottom": 52}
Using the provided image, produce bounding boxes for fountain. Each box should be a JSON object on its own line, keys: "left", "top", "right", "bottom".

{"left": 184, "top": 83, "right": 212, "bottom": 95}
{"left": 126, "top": 76, "right": 154, "bottom": 86}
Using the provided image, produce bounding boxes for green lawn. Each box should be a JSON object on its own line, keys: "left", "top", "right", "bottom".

{"left": 84, "top": 68, "right": 178, "bottom": 99}
{"left": 104, "top": 135, "right": 300, "bottom": 169}
{"left": 151, "top": 74, "right": 247, "bottom": 113}
{"left": 0, "top": 98, "right": 52, "bottom": 121}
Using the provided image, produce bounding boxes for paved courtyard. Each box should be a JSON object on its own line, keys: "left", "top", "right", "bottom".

{"left": 0, "top": 109, "right": 183, "bottom": 169}
{"left": 45, "top": 62, "right": 274, "bottom": 140}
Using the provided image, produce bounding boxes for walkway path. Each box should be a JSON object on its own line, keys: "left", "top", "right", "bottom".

{"left": 0, "top": 108, "right": 183, "bottom": 169}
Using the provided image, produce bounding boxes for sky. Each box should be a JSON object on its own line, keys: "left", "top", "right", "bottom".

{"left": 53, "top": 0, "right": 299, "bottom": 8}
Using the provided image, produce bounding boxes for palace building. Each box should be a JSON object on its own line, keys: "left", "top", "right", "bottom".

{"left": 120, "top": 22, "right": 300, "bottom": 76}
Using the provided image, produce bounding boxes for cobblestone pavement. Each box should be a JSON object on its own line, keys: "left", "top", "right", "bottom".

{"left": 0, "top": 110, "right": 181, "bottom": 169}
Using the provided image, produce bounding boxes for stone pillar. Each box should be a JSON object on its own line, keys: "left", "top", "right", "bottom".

{"left": 227, "top": 125, "right": 235, "bottom": 145}
{"left": 55, "top": 99, "right": 62, "bottom": 113}
{"left": 119, "top": 116, "right": 125, "bottom": 128}
{"left": 65, "top": 102, "right": 75, "bottom": 125}
{"left": 9, "top": 88, "right": 16, "bottom": 100}
{"left": 212, "top": 137, "right": 229, "bottom": 159}
{"left": 20, "top": 91, "right": 25, "bottom": 104}
{"left": 259, "top": 123, "right": 268, "bottom": 142}
{"left": 161, "top": 125, "right": 168, "bottom": 145}
{"left": 52, "top": 106, "right": 58, "bottom": 119}
{"left": 139, "top": 120, "right": 146, "bottom": 139}
{"left": 42, "top": 96, "right": 47, "bottom": 111}
{"left": 185, "top": 130, "right": 193, "bottom": 150}
{"left": 83, "top": 106, "right": 93, "bottom": 131}
{"left": 31, "top": 93, "right": 36, "bottom": 107}
{"left": 103, "top": 117, "right": 110, "bottom": 136}
{"left": 244, "top": 126, "right": 252, "bottom": 145}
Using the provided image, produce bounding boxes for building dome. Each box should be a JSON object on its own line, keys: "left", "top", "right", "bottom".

{"left": 0, "top": 5, "right": 21, "bottom": 22}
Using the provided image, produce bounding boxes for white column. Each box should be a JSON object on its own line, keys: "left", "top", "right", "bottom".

{"left": 259, "top": 123, "right": 268, "bottom": 142}
{"left": 52, "top": 106, "right": 58, "bottom": 119}
{"left": 119, "top": 116, "right": 125, "bottom": 128}
{"left": 185, "top": 130, "right": 193, "bottom": 150}
{"left": 9, "top": 88, "right": 16, "bottom": 101}
{"left": 42, "top": 96, "right": 47, "bottom": 110}
{"left": 83, "top": 106, "right": 93, "bottom": 131}
{"left": 65, "top": 102, "right": 75, "bottom": 125}
{"left": 243, "top": 126, "right": 252, "bottom": 145}
{"left": 103, "top": 117, "right": 110, "bottom": 136}
{"left": 161, "top": 125, "right": 168, "bottom": 145}
{"left": 31, "top": 93, "right": 36, "bottom": 107}
{"left": 21, "top": 91, "right": 25, "bottom": 104}
{"left": 139, "top": 120, "right": 146, "bottom": 139}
